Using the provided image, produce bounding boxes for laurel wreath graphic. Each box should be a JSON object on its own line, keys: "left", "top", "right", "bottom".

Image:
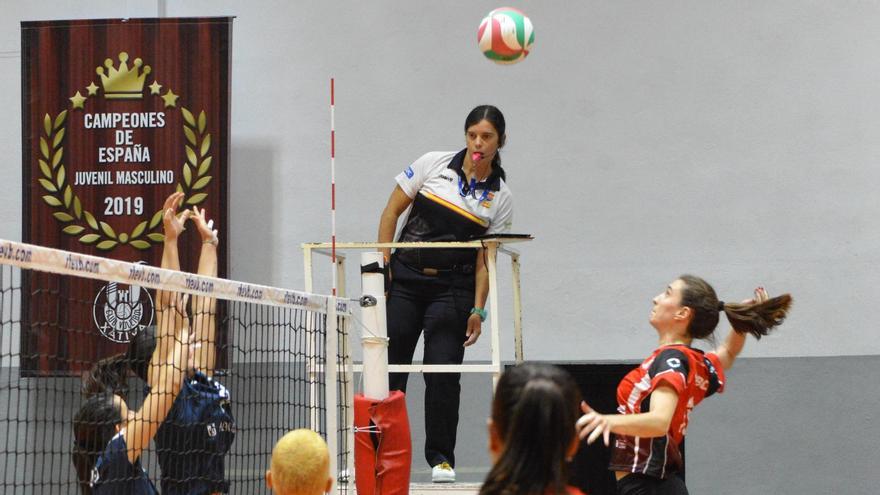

{"left": 38, "top": 107, "right": 212, "bottom": 250}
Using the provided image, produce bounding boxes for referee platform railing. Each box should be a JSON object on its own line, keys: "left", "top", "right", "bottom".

{"left": 303, "top": 239, "right": 529, "bottom": 375}
{"left": 302, "top": 238, "right": 530, "bottom": 492}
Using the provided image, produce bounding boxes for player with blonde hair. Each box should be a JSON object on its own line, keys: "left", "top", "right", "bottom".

{"left": 266, "top": 429, "right": 333, "bottom": 495}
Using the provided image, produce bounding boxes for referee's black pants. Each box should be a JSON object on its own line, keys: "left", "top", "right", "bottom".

{"left": 386, "top": 258, "right": 474, "bottom": 468}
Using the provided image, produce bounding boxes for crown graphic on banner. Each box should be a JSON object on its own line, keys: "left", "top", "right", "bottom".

{"left": 95, "top": 52, "right": 151, "bottom": 99}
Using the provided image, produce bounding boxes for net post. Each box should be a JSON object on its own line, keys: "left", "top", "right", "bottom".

{"left": 335, "top": 255, "right": 352, "bottom": 486}
{"left": 486, "top": 241, "right": 502, "bottom": 387}
{"left": 326, "top": 296, "right": 339, "bottom": 492}
{"left": 511, "top": 251, "right": 524, "bottom": 364}
{"left": 341, "top": 312, "right": 355, "bottom": 489}
{"left": 336, "top": 257, "right": 347, "bottom": 297}
{"left": 304, "top": 245, "right": 314, "bottom": 293}
{"left": 360, "top": 252, "right": 389, "bottom": 400}
{"left": 305, "top": 245, "right": 321, "bottom": 433}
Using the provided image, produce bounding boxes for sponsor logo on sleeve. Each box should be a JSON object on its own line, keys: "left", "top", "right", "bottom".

{"left": 706, "top": 359, "right": 717, "bottom": 374}
{"left": 666, "top": 357, "right": 682, "bottom": 368}
{"left": 404, "top": 166, "right": 414, "bottom": 178}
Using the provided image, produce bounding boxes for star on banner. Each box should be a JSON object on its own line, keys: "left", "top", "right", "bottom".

{"left": 149, "top": 80, "right": 162, "bottom": 95}
{"left": 162, "top": 89, "right": 178, "bottom": 108}
{"left": 69, "top": 91, "right": 86, "bottom": 109}
{"left": 86, "top": 82, "right": 99, "bottom": 96}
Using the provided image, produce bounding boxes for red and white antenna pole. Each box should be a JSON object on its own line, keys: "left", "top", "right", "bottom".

{"left": 330, "top": 77, "right": 339, "bottom": 296}
{"left": 330, "top": 78, "right": 338, "bottom": 296}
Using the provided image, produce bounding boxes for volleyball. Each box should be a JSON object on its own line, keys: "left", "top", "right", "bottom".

{"left": 478, "top": 7, "right": 534, "bottom": 65}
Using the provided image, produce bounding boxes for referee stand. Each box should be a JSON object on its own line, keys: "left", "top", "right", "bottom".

{"left": 302, "top": 238, "right": 531, "bottom": 495}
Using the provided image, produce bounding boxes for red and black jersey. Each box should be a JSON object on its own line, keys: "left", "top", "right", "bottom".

{"left": 608, "top": 345, "right": 725, "bottom": 479}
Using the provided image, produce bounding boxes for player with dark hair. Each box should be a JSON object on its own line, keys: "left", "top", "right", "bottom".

{"left": 76, "top": 192, "right": 234, "bottom": 494}
{"left": 577, "top": 278, "right": 792, "bottom": 495}
{"left": 480, "top": 363, "right": 586, "bottom": 495}
{"left": 378, "top": 105, "right": 514, "bottom": 482}
{"left": 72, "top": 284, "right": 191, "bottom": 494}
{"left": 73, "top": 192, "right": 194, "bottom": 494}
{"left": 134, "top": 194, "right": 235, "bottom": 495}
{"left": 154, "top": 202, "right": 234, "bottom": 495}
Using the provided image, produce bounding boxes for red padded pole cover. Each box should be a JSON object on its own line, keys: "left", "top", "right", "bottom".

{"left": 354, "top": 391, "right": 412, "bottom": 495}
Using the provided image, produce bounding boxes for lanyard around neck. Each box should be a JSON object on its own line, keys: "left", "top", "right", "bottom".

{"left": 458, "top": 175, "right": 490, "bottom": 202}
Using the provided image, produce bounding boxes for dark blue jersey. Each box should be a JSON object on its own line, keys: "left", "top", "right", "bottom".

{"left": 91, "top": 431, "right": 157, "bottom": 495}
{"left": 155, "top": 371, "right": 236, "bottom": 494}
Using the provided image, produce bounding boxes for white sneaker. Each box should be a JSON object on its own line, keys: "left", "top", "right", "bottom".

{"left": 431, "top": 462, "right": 455, "bottom": 483}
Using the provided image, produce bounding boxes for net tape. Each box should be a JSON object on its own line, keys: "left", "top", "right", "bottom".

{"left": 0, "top": 239, "right": 353, "bottom": 316}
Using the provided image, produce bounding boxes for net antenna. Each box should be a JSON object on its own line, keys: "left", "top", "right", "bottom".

{"left": 330, "top": 77, "right": 338, "bottom": 296}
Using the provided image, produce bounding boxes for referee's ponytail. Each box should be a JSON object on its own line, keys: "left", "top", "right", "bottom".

{"left": 479, "top": 363, "right": 581, "bottom": 495}
{"left": 465, "top": 105, "right": 507, "bottom": 182}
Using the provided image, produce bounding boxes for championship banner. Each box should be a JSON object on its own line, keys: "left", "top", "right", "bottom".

{"left": 21, "top": 18, "right": 232, "bottom": 374}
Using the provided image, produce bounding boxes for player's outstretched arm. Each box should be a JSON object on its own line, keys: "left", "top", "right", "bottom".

{"left": 576, "top": 387, "right": 679, "bottom": 446}
{"left": 125, "top": 291, "right": 190, "bottom": 464}
{"left": 713, "top": 287, "right": 769, "bottom": 370}
{"left": 157, "top": 192, "right": 189, "bottom": 311}
{"left": 146, "top": 192, "right": 191, "bottom": 392}
{"left": 190, "top": 206, "right": 219, "bottom": 375}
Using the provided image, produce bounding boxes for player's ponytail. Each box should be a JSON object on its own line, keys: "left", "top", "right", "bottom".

{"left": 82, "top": 353, "right": 130, "bottom": 397}
{"left": 479, "top": 363, "right": 580, "bottom": 495}
{"left": 679, "top": 274, "right": 793, "bottom": 340}
{"left": 721, "top": 294, "right": 792, "bottom": 339}
{"left": 72, "top": 393, "right": 122, "bottom": 494}
{"left": 126, "top": 325, "right": 157, "bottom": 382}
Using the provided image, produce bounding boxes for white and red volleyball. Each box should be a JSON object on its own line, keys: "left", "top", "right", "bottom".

{"left": 478, "top": 7, "right": 534, "bottom": 65}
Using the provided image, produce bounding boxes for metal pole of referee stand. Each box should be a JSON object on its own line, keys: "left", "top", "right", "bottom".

{"left": 485, "top": 241, "right": 503, "bottom": 388}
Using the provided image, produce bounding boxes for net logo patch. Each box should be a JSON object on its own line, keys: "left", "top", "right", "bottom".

{"left": 404, "top": 165, "right": 414, "bottom": 178}
{"left": 92, "top": 280, "right": 154, "bottom": 344}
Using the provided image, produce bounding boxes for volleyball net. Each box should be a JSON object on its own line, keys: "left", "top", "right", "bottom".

{"left": 0, "top": 239, "right": 352, "bottom": 494}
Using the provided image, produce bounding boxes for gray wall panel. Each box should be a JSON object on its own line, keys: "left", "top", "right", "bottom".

{"left": 3, "top": 0, "right": 876, "bottom": 359}
{"left": 1, "top": 1, "right": 879, "bottom": 492}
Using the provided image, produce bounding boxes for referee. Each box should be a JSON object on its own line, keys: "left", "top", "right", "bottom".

{"left": 377, "top": 105, "right": 513, "bottom": 483}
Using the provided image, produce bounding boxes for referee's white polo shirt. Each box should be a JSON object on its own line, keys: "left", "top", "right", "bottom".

{"left": 395, "top": 151, "right": 513, "bottom": 237}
